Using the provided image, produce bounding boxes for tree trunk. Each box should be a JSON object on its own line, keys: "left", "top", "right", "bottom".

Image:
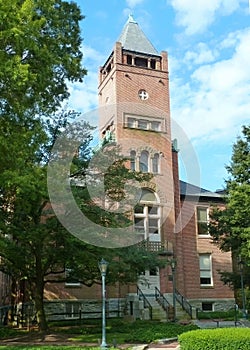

{"left": 32, "top": 280, "right": 48, "bottom": 332}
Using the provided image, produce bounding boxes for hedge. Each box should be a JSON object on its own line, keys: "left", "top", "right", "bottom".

{"left": 178, "top": 328, "right": 250, "bottom": 350}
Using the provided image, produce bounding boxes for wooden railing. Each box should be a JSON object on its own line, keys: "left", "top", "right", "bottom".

{"left": 175, "top": 289, "right": 193, "bottom": 318}
{"left": 137, "top": 286, "right": 152, "bottom": 319}
{"left": 137, "top": 239, "right": 173, "bottom": 255}
{"left": 155, "top": 286, "right": 170, "bottom": 319}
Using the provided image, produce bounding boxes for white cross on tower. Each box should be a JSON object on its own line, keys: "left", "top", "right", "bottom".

{"left": 138, "top": 90, "right": 148, "bottom": 100}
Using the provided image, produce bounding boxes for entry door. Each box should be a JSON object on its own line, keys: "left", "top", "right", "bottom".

{"left": 138, "top": 267, "right": 160, "bottom": 296}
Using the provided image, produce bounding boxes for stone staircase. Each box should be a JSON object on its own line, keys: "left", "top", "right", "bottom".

{"left": 147, "top": 296, "right": 169, "bottom": 321}
{"left": 164, "top": 293, "right": 192, "bottom": 320}
{"left": 131, "top": 287, "right": 193, "bottom": 322}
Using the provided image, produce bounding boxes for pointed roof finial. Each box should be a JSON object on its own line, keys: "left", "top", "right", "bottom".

{"left": 128, "top": 14, "right": 137, "bottom": 23}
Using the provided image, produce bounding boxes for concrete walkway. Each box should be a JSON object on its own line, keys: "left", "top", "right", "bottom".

{"left": 133, "top": 341, "right": 180, "bottom": 350}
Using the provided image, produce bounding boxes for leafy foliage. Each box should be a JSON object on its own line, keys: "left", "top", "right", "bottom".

{"left": 0, "top": 0, "right": 86, "bottom": 116}
{"left": 179, "top": 328, "right": 250, "bottom": 350}
{"left": 209, "top": 125, "right": 250, "bottom": 267}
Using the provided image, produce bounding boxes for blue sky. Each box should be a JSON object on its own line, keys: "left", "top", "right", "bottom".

{"left": 69, "top": 0, "right": 250, "bottom": 191}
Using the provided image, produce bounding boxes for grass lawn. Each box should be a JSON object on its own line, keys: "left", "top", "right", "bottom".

{"left": 0, "top": 318, "right": 198, "bottom": 349}
{"left": 0, "top": 347, "right": 97, "bottom": 350}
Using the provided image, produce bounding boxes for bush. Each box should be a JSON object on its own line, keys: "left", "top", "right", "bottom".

{"left": 178, "top": 328, "right": 250, "bottom": 350}
{"left": 197, "top": 309, "right": 241, "bottom": 320}
{"left": 0, "top": 326, "right": 22, "bottom": 339}
{"left": 122, "top": 320, "right": 198, "bottom": 343}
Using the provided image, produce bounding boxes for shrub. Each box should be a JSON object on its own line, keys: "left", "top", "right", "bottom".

{"left": 178, "top": 328, "right": 250, "bottom": 350}
{"left": 122, "top": 321, "right": 198, "bottom": 343}
{"left": 0, "top": 326, "right": 22, "bottom": 339}
{"left": 197, "top": 309, "right": 241, "bottom": 321}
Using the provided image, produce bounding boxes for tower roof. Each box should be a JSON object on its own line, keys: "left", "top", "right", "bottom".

{"left": 117, "top": 15, "right": 159, "bottom": 56}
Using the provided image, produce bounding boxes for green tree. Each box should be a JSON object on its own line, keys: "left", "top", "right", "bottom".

{"left": 0, "top": 114, "right": 164, "bottom": 331}
{"left": 0, "top": 0, "right": 86, "bottom": 330}
{"left": 0, "top": 1, "right": 165, "bottom": 332}
{"left": 209, "top": 125, "right": 250, "bottom": 292}
{"left": 0, "top": 0, "right": 86, "bottom": 116}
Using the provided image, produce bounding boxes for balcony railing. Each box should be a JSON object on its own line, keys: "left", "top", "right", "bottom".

{"left": 137, "top": 239, "right": 173, "bottom": 255}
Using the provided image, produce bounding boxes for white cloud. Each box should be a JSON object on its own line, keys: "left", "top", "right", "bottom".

{"left": 126, "top": 0, "right": 145, "bottom": 8}
{"left": 67, "top": 45, "right": 105, "bottom": 115}
{"left": 169, "top": 0, "right": 240, "bottom": 35}
{"left": 184, "top": 43, "right": 217, "bottom": 65}
{"left": 170, "top": 28, "right": 250, "bottom": 144}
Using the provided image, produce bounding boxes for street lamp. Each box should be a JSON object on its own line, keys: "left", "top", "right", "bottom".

{"left": 170, "top": 258, "right": 177, "bottom": 322}
{"left": 238, "top": 260, "right": 247, "bottom": 319}
{"left": 98, "top": 258, "right": 108, "bottom": 349}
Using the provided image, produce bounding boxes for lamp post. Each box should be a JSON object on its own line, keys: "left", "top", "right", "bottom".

{"left": 99, "top": 258, "right": 108, "bottom": 349}
{"left": 238, "top": 260, "right": 247, "bottom": 319}
{"left": 170, "top": 258, "right": 177, "bottom": 322}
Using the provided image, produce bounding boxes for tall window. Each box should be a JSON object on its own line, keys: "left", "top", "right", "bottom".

{"left": 197, "top": 207, "right": 209, "bottom": 235}
{"left": 152, "top": 153, "right": 159, "bottom": 173}
{"left": 130, "top": 150, "right": 160, "bottom": 173}
{"left": 199, "top": 254, "right": 213, "bottom": 286}
{"left": 134, "top": 189, "right": 161, "bottom": 241}
{"left": 139, "top": 151, "right": 149, "bottom": 172}
{"left": 130, "top": 150, "right": 136, "bottom": 171}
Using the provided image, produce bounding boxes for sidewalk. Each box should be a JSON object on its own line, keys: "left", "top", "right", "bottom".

{"left": 148, "top": 342, "right": 180, "bottom": 350}
{"left": 133, "top": 339, "right": 180, "bottom": 350}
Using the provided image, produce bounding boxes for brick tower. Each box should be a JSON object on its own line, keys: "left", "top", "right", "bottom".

{"left": 98, "top": 15, "right": 177, "bottom": 295}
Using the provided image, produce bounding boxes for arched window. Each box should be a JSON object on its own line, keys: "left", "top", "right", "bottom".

{"left": 139, "top": 151, "right": 149, "bottom": 172}
{"left": 134, "top": 189, "right": 161, "bottom": 242}
{"left": 130, "top": 150, "right": 136, "bottom": 171}
{"left": 152, "top": 153, "right": 159, "bottom": 173}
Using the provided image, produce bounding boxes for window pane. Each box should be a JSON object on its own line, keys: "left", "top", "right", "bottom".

{"left": 140, "top": 189, "right": 156, "bottom": 201}
{"left": 152, "top": 153, "right": 159, "bottom": 173}
{"left": 127, "top": 118, "right": 136, "bottom": 128}
{"left": 202, "top": 303, "right": 213, "bottom": 311}
{"left": 148, "top": 206, "right": 158, "bottom": 214}
{"left": 139, "top": 151, "right": 149, "bottom": 172}
{"left": 197, "top": 207, "right": 207, "bottom": 221}
{"left": 134, "top": 204, "right": 144, "bottom": 213}
{"left": 151, "top": 121, "right": 160, "bottom": 131}
{"left": 134, "top": 218, "right": 145, "bottom": 232}
{"left": 200, "top": 270, "right": 211, "bottom": 278}
{"left": 138, "top": 119, "right": 148, "bottom": 129}
{"left": 200, "top": 277, "right": 211, "bottom": 285}
{"left": 198, "top": 222, "right": 208, "bottom": 235}
{"left": 149, "top": 218, "right": 158, "bottom": 234}
{"left": 130, "top": 151, "right": 136, "bottom": 170}
{"left": 199, "top": 255, "right": 210, "bottom": 269}
{"left": 197, "top": 207, "right": 208, "bottom": 234}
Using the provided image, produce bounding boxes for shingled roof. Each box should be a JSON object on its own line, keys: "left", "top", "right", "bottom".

{"left": 180, "top": 180, "right": 224, "bottom": 199}
{"left": 117, "top": 15, "right": 159, "bottom": 56}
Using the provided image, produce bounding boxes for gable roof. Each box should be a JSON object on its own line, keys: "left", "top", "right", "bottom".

{"left": 117, "top": 15, "right": 159, "bottom": 56}
{"left": 179, "top": 180, "right": 224, "bottom": 199}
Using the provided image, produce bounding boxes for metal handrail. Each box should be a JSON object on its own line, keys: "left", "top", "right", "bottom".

{"left": 175, "top": 289, "right": 193, "bottom": 318}
{"left": 154, "top": 286, "right": 171, "bottom": 318}
{"left": 137, "top": 286, "right": 153, "bottom": 319}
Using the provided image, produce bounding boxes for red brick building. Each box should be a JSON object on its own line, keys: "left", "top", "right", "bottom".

{"left": 41, "top": 16, "right": 234, "bottom": 321}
